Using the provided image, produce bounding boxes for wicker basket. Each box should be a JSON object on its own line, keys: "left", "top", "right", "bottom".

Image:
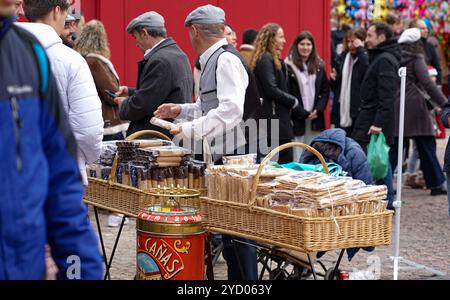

{"left": 201, "top": 142, "right": 394, "bottom": 253}
{"left": 83, "top": 130, "right": 171, "bottom": 217}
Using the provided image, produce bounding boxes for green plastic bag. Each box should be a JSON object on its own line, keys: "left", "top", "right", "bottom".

{"left": 367, "top": 133, "right": 390, "bottom": 180}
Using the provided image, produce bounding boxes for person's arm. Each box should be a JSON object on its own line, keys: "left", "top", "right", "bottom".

{"left": 414, "top": 57, "right": 447, "bottom": 107}
{"left": 372, "top": 58, "right": 399, "bottom": 130}
{"left": 181, "top": 53, "right": 248, "bottom": 140}
{"left": 441, "top": 98, "right": 450, "bottom": 128}
{"left": 355, "top": 47, "right": 370, "bottom": 69}
{"left": 427, "top": 42, "right": 442, "bottom": 85}
{"left": 119, "top": 59, "right": 173, "bottom": 121}
{"left": 86, "top": 57, "right": 119, "bottom": 106}
{"left": 314, "top": 65, "right": 330, "bottom": 114}
{"left": 41, "top": 72, "right": 103, "bottom": 280}
{"left": 67, "top": 57, "right": 104, "bottom": 165}
{"left": 255, "top": 54, "right": 297, "bottom": 109}
{"left": 177, "top": 98, "right": 203, "bottom": 121}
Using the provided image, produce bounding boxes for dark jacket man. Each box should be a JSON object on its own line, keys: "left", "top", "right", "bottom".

{"left": 119, "top": 38, "right": 193, "bottom": 137}
{"left": 351, "top": 39, "right": 401, "bottom": 147}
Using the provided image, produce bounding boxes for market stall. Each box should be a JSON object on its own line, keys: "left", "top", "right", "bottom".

{"left": 83, "top": 132, "right": 393, "bottom": 280}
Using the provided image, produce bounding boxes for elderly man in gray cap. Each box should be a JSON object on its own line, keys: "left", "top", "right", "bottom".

{"left": 114, "top": 11, "right": 192, "bottom": 137}
{"left": 155, "top": 4, "right": 260, "bottom": 280}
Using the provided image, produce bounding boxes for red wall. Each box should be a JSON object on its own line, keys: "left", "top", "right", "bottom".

{"left": 80, "top": 0, "right": 331, "bottom": 127}
{"left": 81, "top": 0, "right": 331, "bottom": 86}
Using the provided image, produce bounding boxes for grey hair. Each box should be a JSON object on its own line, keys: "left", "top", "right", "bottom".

{"left": 137, "top": 26, "right": 167, "bottom": 38}
{"left": 195, "top": 23, "right": 225, "bottom": 39}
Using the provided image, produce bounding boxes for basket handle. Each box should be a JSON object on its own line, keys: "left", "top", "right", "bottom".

{"left": 109, "top": 130, "right": 172, "bottom": 184}
{"left": 248, "top": 142, "right": 329, "bottom": 208}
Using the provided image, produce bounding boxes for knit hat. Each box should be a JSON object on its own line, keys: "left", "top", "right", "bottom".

{"left": 398, "top": 28, "right": 421, "bottom": 44}
{"left": 428, "top": 66, "right": 438, "bottom": 77}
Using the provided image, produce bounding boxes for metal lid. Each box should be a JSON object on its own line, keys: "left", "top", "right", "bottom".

{"left": 138, "top": 205, "right": 202, "bottom": 224}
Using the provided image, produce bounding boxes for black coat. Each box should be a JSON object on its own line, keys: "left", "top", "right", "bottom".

{"left": 393, "top": 51, "right": 447, "bottom": 137}
{"left": 254, "top": 53, "right": 297, "bottom": 140}
{"left": 119, "top": 38, "right": 193, "bottom": 137}
{"left": 441, "top": 97, "right": 450, "bottom": 173}
{"left": 351, "top": 39, "right": 401, "bottom": 146}
{"left": 286, "top": 60, "right": 330, "bottom": 136}
{"left": 330, "top": 47, "right": 369, "bottom": 127}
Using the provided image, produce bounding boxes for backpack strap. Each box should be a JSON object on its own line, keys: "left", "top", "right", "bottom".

{"left": 11, "top": 25, "right": 49, "bottom": 97}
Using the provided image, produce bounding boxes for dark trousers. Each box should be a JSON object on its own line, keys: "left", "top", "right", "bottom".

{"left": 390, "top": 136, "right": 445, "bottom": 189}
{"left": 221, "top": 236, "right": 258, "bottom": 280}
{"left": 212, "top": 154, "right": 258, "bottom": 280}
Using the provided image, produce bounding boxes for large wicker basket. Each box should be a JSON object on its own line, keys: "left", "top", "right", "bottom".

{"left": 84, "top": 130, "right": 171, "bottom": 217}
{"left": 201, "top": 142, "right": 394, "bottom": 253}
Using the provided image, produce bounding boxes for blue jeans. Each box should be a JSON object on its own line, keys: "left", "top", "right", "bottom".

{"left": 376, "top": 162, "right": 394, "bottom": 209}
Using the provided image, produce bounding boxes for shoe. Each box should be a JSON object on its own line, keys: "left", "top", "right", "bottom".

{"left": 404, "top": 174, "right": 422, "bottom": 189}
{"left": 107, "top": 214, "right": 129, "bottom": 227}
{"left": 430, "top": 188, "right": 447, "bottom": 196}
{"left": 414, "top": 175, "right": 426, "bottom": 189}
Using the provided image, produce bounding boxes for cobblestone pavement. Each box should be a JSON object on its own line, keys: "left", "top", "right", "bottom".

{"left": 88, "top": 136, "right": 450, "bottom": 280}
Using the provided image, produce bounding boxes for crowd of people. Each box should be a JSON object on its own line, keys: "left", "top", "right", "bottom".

{"left": 1, "top": 0, "right": 449, "bottom": 280}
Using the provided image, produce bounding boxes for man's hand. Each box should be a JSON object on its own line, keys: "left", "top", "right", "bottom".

{"left": 154, "top": 103, "right": 182, "bottom": 119}
{"left": 116, "top": 86, "right": 129, "bottom": 97}
{"left": 114, "top": 97, "right": 127, "bottom": 107}
{"left": 330, "top": 68, "right": 337, "bottom": 81}
{"left": 170, "top": 124, "right": 182, "bottom": 135}
{"left": 368, "top": 126, "right": 382, "bottom": 135}
{"left": 353, "top": 38, "right": 364, "bottom": 49}
{"left": 308, "top": 110, "right": 318, "bottom": 121}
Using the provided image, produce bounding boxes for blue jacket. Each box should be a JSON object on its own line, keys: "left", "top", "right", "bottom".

{"left": 0, "top": 18, "right": 102, "bottom": 279}
{"left": 301, "top": 128, "right": 373, "bottom": 185}
{"left": 441, "top": 97, "right": 450, "bottom": 173}
{"left": 300, "top": 128, "right": 374, "bottom": 261}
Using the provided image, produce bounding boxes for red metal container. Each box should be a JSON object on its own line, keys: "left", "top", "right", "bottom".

{"left": 136, "top": 205, "right": 205, "bottom": 280}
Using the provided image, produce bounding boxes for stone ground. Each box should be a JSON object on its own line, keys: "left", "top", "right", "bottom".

{"left": 88, "top": 135, "right": 450, "bottom": 280}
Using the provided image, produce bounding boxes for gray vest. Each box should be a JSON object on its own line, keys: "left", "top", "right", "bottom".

{"left": 199, "top": 47, "right": 246, "bottom": 162}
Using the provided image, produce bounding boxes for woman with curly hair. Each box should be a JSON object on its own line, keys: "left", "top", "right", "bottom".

{"left": 251, "top": 23, "right": 298, "bottom": 163}
{"left": 74, "top": 20, "right": 129, "bottom": 228}
{"left": 74, "top": 20, "right": 128, "bottom": 142}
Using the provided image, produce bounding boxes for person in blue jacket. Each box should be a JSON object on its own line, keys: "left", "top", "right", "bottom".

{"left": 300, "top": 128, "right": 374, "bottom": 261}
{"left": 301, "top": 128, "right": 373, "bottom": 185}
{"left": 0, "top": 1, "right": 103, "bottom": 280}
{"left": 441, "top": 96, "right": 450, "bottom": 217}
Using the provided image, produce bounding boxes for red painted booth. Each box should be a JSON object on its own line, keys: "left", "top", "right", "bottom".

{"left": 80, "top": 0, "right": 331, "bottom": 125}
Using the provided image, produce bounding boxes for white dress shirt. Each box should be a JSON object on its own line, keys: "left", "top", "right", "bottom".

{"left": 144, "top": 38, "right": 166, "bottom": 58}
{"left": 177, "top": 39, "right": 249, "bottom": 140}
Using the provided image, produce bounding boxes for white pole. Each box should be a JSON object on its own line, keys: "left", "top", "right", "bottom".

{"left": 393, "top": 67, "right": 407, "bottom": 280}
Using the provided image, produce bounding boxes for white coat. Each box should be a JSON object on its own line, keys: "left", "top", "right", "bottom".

{"left": 17, "top": 23, "right": 104, "bottom": 185}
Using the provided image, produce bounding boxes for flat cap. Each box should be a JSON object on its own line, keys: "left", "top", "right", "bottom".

{"left": 126, "top": 11, "right": 165, "bottom": 33}
{"left": 184, "top": 4, "right": 225, "bottom": 27}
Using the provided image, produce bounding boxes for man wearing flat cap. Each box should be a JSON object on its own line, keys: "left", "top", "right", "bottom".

{"left": 155, "top": 4, "right": 260, "bottom": 280}
{"left": 115, "top": 11, "right": 192, "bottom": 137}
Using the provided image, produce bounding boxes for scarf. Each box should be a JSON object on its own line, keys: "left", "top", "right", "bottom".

{"left": 339, "top": 53, "right": 358, "bottom": 128}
